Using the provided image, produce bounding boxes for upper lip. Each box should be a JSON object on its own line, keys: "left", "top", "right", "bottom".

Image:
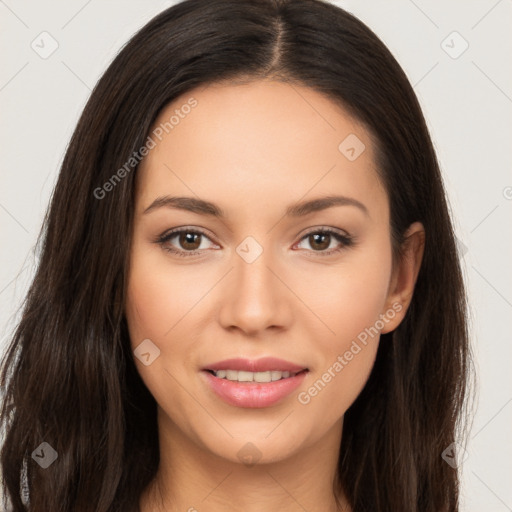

{"left": 203, "top": 357, "right": 308, "bottom": 373}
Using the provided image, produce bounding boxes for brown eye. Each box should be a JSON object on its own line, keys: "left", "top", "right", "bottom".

{"left": 157, "top": 228, "right": 217, "bottom": 256}
{"left": 296, "top": 228, "right": 353, "bottom": 256}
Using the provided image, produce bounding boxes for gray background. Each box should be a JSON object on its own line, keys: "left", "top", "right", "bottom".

{"left": 1, "top": 1, "right": 511, "bottom": 510}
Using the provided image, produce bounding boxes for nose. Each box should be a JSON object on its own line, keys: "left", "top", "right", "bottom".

{"left": 217, "top": 245, "right": 293, "bottom": 336}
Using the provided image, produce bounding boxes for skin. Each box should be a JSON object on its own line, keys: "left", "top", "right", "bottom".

{"left": 125, "top": 79, "right": 425, "bottom": 512}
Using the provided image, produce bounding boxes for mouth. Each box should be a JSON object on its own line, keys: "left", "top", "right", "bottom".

{"left": 200, "top": 358, "right": 310, "bottom": 408}
{"left": 204, "top": 368, "right": 308, "bottom": 383}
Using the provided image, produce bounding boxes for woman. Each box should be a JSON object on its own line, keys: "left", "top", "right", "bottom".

{"left": 0, "top": 0, "right": 473, "bottom": 510}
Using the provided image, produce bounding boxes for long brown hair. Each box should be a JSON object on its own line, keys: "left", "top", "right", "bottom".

{"left": 0, "top": 0, "right": 474, "bottom": 510}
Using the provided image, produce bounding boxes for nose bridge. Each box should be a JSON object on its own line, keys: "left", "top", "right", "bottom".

{"left": 218, "top": 235, "right": 289, "bottom": 333}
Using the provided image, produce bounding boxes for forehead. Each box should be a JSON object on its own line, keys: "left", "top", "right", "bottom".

{"left": 136, "top": 80, "right": 387, "bottom": 218}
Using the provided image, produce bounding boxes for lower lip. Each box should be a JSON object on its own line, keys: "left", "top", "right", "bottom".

{"left": 201, "top": 370, "right": 308, "bottom": 408}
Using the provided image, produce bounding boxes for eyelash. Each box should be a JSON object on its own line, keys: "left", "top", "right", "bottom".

{"left": 155, "top": 226, "right": 354, "bottom": 258}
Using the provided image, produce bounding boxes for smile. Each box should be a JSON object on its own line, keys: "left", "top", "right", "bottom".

{"left": 201, "top": 368, "right": 309, "bottom": 408}
{"left": 206, "top": 369, "right": 305, "bottom": 382}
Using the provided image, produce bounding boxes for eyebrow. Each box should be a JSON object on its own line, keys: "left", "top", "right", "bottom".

{"left": 143, "top": 194, "right": 369, "bottom": 218}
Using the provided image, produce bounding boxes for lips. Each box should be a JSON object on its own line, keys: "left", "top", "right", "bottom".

{"left": 203, "top": 357, "right": 308, "bottom": 373}
{"left": 200, "top": 357, "right": 309, "bottom": 408}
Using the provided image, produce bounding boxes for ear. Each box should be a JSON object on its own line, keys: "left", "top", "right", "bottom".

{"left": 380, "top": 222, "right": 425, "bottom": 334}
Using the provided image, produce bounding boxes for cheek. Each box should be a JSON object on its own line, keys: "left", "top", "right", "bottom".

{"left": 124, "top": 249, "right": 203, "bottom": 425}
{"left": 304, "top": 242, "right": 393, "bottom": 347}
{"left": 295, "top": 243, "right": 392, "bottom": 419}
{"left": 295, "top": 299, "right": 384, "bottom": 433}
{"left": 125, "top": 271, "right": 175, "bottom": 344}
{"left": 125, "top": 244, "right": 204, "bottom": 343}
{"left": 124, "top": 246, "right": 199, "bottom": 389}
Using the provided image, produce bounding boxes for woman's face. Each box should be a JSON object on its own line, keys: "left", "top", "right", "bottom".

{"left": 125, "top": 80, "right": 415, "bottom": 465}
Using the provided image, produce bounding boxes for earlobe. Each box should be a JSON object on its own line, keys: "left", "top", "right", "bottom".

{"left": 381, "top": 222, "right": 425, "bottom": 334}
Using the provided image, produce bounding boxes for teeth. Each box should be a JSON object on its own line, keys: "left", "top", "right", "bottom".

{"left": 226, "top": 370, "right": 238, "bottom": 380}
{"left": 256, "top": 372, "right": 272, "bottom": 383}
{"left": 238, "top": 371, "right": 254, "bottom": 382}
{"left": 211, "top": 370, "right": 296, "bottom": 382}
